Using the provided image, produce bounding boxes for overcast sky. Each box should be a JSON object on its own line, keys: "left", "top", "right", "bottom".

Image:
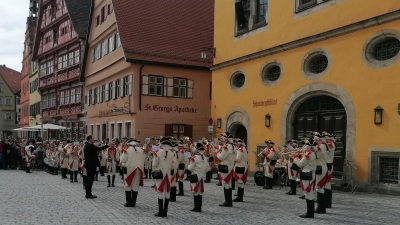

{"left": 0, "top": 0, "right": 29, "bottom": 72}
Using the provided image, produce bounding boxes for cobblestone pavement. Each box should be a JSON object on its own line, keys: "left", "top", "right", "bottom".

{"left": 0, "top": 170, "right": 398, "bottom": 225}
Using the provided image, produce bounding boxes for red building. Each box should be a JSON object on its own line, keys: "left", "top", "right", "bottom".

{"left": 20, "top": 0, "right": 38, "bottom": 134}
{"left": 32, "top": 0, "right": 91, "bottom": 140}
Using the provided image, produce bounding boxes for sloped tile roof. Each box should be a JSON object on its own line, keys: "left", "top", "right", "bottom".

{"left": 64, "top": 0, "right": 92, "bottom": 38}
{"left": 112, "top": 0, "right": 214, "bottom": 68}
{"left": 0, "top": 65, "right": 22, "bottom": 94}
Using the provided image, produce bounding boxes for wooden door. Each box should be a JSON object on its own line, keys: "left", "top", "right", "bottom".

{"left": 235, "top": 125, "right": 248, "bottom": 146}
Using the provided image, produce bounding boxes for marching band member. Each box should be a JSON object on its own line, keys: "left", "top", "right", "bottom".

{"left": 105, "top": 142, "right": 119, "bottom": 187}
{"left": 120, "top": 138, "right": 145, "bottom": 207}
{"left": 215, "top": 139, "right": 223, "bottom": 186}
{"left": 52, "top": 144, "right": 60, "bottom": 176}
{"left": 176, "top": 140, "right": 186, "bottom": 196}
{"left": 322, "top": 131, "right": 335, "bottom": 208}
{"left": 169, "top": 139, "right": 179, "bottom": 202}
{"left": 216, "top": 132, "right": 236, "bottom": 207}
{"left": 25, "top": 142, "right": 35, "bottom": 173}
{"left": 286, "top": 140, "right": 300, "bottom": 195}
{"left": 68, "top": 145, "right": 80, "bottom": 183}
{"left": 233, "top": 139, "right": 248, "bottom": 202}
{"left": 183, "top": 137, "right": 194, "bottom": 179}
{"left": 59, "top": 140, "right": 70, "bottom": 179}
{"left": 150, "top": 137, "right": 161, "bottom": 188}
{"left": 311, "top": 132, "right": 329, "bottom": 214}
{"left": 144, "top": 138, "right": 152, "bottom": 179}
{"left": 203, "top": 139, "right": 214, "bottom": 183}
{"left": 79, "top": 146, "right": 87, "bottom": 189}
{"left": 152, "top": 137, "right": 174, "bottom": 217}
{"left": 292, "top": 139, "right": 317, "bottom": 218}
{"left": 100, "top": 145, "right": 107, "bottom": 177}
{"left": 188, "top": 142, "right": 209, "bottom": 212}
{"left": 263, "top": 140, "right": 277, "bottom": 190}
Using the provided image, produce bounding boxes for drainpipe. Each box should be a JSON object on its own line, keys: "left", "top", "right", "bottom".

{"left": 139, "top": 64, "right": 144, "bottom": 111}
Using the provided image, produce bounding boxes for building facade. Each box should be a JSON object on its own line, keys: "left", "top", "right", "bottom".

{"left": 29, "top": 60, "right": 42, "bottom": 138}
{"left": 0, "top": 65, "right": 22, "bottom": 137}
{"left": 20, "top": 1, "right": 38, "bottom": 136}
{"left": 83, "top": 0, "right": 213, "bottom": 141}
{"left": 212, "top": 0, "right": 400, "bottom": 193}
{"left": 32, "top": 0, "right": 90, "bottom": 140}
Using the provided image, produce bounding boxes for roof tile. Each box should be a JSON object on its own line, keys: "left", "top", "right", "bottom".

{"left": 0, "top": 65, "right": 22, "bottom": 94}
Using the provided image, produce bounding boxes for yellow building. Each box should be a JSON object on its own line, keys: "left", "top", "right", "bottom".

{"left": 212, "top": 0, "right": 400, "bottom": 193}
{"left": 28, "top": 61, "right": 44, "bottom": 139}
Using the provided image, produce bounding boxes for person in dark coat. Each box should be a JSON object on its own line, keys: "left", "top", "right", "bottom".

{"left": 84, "top": 135, "right": 109, "bottom": 198}
{"left": 2, "top": 140, "right": 13, "bottom": 169}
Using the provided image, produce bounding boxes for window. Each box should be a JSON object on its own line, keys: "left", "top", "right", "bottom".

{"left": 58, "top": 56, "right": 63, "bottom": 70}
{"left": 70, "top": 88, "right": 76, "bottom": 103}
{"left": 39, "top": 64, "right": 46, "bottom": 77}
{"left": 0, "top": 83, "right": 3, "bottom": 92}
{"left": 51, "top": 93, "right": 56, "bottom": 107}
{"left": 76, "top": 87, "right": 81, "bottom": 103}
{"left": 105, "top": 83, "right": 109, "bottom": 101}
{"left": 5, "top": 112, "right": 12, "bottom": 120}
{"left": 97, "top": 87, "right": 101, "bottom": 103}
{"left": 109, "top": 81, "right": 114, "bottom": 100}
{"left": 115, "top": 33, "right": 121, "bottom": 47}
{"left": 42, "top": 95, "right": 48, "bottom": 108}
{"left": 108, "top": 35, "right": 115, "bottom": 52}
{"left": 100, "top": 6, "right": 105, "bottom": 23}
{"left": 101, "top": 85, "right": 105, "bottom": 102}
{"left": 74, "top": 50, "right": 80, "bottom": 64}
{"left": 255, "top": 0, "right": 268, "bottom": 24}
{"left": 110, "top": 123, "right": 115, "bottom": 139}
{"left": 124, "top": 75, "right": 132, "bottom": 96}
{"left": 5, "top": 97, "right": 12, "bottom": 106}
{"left": 46, "top": 60, "right": 53, "bottom": 75}
{"left": 144, "top": 76, "right": 163, "bottom": 96}
{"left": 60, "top": 91, "right": 65, "bottom": 105}
{"left": 165, "top": 124, "right": 192, "bottom": 139}
{"left": 231, "top": 73, "right": 246, "bottom": 88}
{"left": 373, "top": 38, "right": 400, "bottom": 61}
{"left": 296, "top": 0, "right": 332, "bottom": 12}
{"left": 379, "top": 157, "right": 399, "bottom": 184}
{"left": 173, "top": 78, "right": 187, "bottom": 98}
{"left": 0, "top": 97, "right": 2, "bottom": 105}
{"left": 261, "top": 62, "right": 282, "bottom": 86}
{"left": 306, "top": 54, "right": 328, "bottom": 74}
{"left": 125, "top": 122, "right": 131, "bottom": 138}
{"left": 101, "top": 41, "right": 108, "bottom": 57}
{"left": 65, "top": 89, "right": 70, "bottom": 104}
{"left": 118, "top": 78, "right": 124, "bottom": 97}
{"left": 90, "top": 125, "right": 94, "bottom": 135}
{"left": 117, "top": 123, "right": 122, "bottom": 138}
{"left": 68, "top": 52, "right": 74, "bottom": 66}
{"left": 88, "top": 89, "right": 92, "bottom": 105}
{"left": 96, "top": 124, "right": 101, "bottom": 140}
{"left": 235, "top": 0, "right": 250, "bottom": 32}
{"left": 95, "top": 15, "right": 100, "bottom": 26}
{"left": 62, "top": 55, "right": 68, "bottom": 68}
{"left": 108, "top": 4, "right": 113, "bottom": 14}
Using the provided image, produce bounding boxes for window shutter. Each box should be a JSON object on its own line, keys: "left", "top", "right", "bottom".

{"left": 88, "top": 90, "right": 91, "bottom": 105}
{"left": 128, "top": 75, "right": 132, "bottom": 95}
{"left": 112, "top": 80, "right": 116, "bottom": 99}
{"left": 92, "top": 48, "right": 95, "bottom": 62}
{"left": 105, "top": 83, "right": 109, "bottom": 101}
{"left": 119, "top": 78, "right": 124, "bottom": 97}
{"left": 188, "top": 79, "right": 193, "bottom": 98}
{"left": 164, "top": 124, "right": 173, "bottom": 137}
{"left": 167, "top": 78, "right": 173, "bottom": 97}
{"left": 142, "top": 76, "right": 148, "bottom": 95}
{"left": 184, "top": 125, "right": 193, "bottom": 139}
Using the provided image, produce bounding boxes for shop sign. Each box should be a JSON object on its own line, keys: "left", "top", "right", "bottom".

{"left": 253, "top": 99, "right": 277, "bottom": 107}
{"left": 144, "top": 104, "right": 198, "bottom": 113}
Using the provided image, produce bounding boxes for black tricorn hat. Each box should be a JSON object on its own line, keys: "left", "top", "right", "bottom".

{"left": 310, "top": 132, "right": 323, "bottom": 137}
{"left": 264, "top": 140, "right": 275, "bottom": 145}
{"left": 302, "top": 139, "right": 317, "bottom": 147}
{"left": 196, "top": 142, "right": 205, "bottom": 151}
{"left": 220, "top": 132, "right": 233, "bottom": 139}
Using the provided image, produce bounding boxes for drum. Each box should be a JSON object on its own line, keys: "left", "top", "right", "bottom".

{"left": 254, "top": 171, "right": 265, "bottom": 186}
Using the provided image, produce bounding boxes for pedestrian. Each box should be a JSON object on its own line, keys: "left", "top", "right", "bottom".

{"left": 83, "top": 135, "right": 109, "bottom": 199}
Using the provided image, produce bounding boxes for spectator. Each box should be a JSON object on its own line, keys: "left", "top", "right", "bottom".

{"left": 36, "top": 143, "right": 45, "bottom": 170}
{"left": 2, "top": 140, "right": 13, "bottom": 170}
{"left": 0, "top": 140, "right": 3, "bottom": 169}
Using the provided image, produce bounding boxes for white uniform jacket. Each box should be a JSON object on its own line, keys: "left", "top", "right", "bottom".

{"left": 120, "top": 146, "right": 146, "bottom": 188}
{"left": 216, "top": 142, "right": 236, "bottom": 184}
{"left": 188, "top": 153, "right": 209, "bottom": 193}
{"left": 233, "top": 146, "right": 249, "bottom": 183}
{"left": 152, "top": 147, "right": 174, "bottom": 193}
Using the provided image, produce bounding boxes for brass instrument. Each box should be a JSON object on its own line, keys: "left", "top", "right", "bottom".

{"left": 202, "top": 138, "right": 208, "bottom": 145}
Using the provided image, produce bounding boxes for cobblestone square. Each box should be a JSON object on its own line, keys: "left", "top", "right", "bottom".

{"left": 0, "top": 170, "right": 398, "bottom": 225}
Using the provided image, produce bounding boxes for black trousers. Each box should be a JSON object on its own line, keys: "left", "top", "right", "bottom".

{"left": 86, "top": 167, "right": 96, "bottom": 196}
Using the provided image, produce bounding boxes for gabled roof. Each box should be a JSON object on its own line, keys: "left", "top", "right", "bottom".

{"left": 64, "top": 0, "right": 92, "bottom": 39}
{"left": 0, "top": 65, "right": 22, "bottom": 94}
{"left": 112, "top": 0, "right": 214, "bottom": 68}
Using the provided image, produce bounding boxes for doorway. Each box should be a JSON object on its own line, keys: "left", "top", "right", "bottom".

{"left": 102, "top": 124, "right": 107, "bottom": 140}
{"left": 229, "top": 123, "right": 248, "bottom": 146}
{"left": 293, "top": 95, "right": 347, "bottom": 178}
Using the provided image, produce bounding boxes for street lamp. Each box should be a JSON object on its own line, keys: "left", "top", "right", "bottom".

{"left": 265, "top": 114, "right": 271, "bottom": 127}
{"left": 217, "top": 118, "right": 222, "bottom": 128}
{"left": 374, "top": 106, "right": 383, "bottom": 125}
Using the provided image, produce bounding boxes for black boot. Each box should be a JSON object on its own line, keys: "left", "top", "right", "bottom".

{"left": 154, "top": 199, "right": 164, "bottom": 217}
{"left": 198, "top": 195, "right": 203, "bottom": 212}
{"left": 112, "top": 175, "right": 116, "bottom": 187}
{"left": 216, "top": 181, "right": 222, "bottom": 186}
{"left": 300, "top": 199, "right": 315, "bottom": 218}
{"left": 231, "top": 177, "right": 235, "bottom": 190}
{"left": 300, "top": 195, "right": 306, "bottom": 199}
{"left": 263, "top": 177, "right": 268, "bottom": 189}
{"left": 163, "top": 198, "right": 169, "bottom": 217}
{"left": 170, "top": 187, "right": 176, "bottom": 202}
{"left": 149, "top": 169, "right": 152, "bottom": 179}
{"left": 264, "top": 177, "right": 272, "bottom": 189}
{"left": 325, "top": 189, "right": 332, "bottom": 208}
{"left": 54, "top": 167, "right": 58, "bottom": 175}
{"left": 70, "top": 171, "right": 74, "bottom": 183}
{"left": 144, "top": 169, "right": 148, "bottom": 179}
{"left": 26, "top": 166, "right": 31, "bottom": 173}
{"left": 191, "top": 195, "right": 200, "bottom": 212}
{"left": 233, "top": 187, "right": 244, "bottom": 202}
{"left": 204, "top": 171, "right": 211, "bottom": 183}
{"left": 74, "top": 171, "right": 78, "bottom": 182}
{"left": 177, "top": 182, "right": 184, "bottom": 196}
{"left": 219, "top": 188, "right": 233, "bottom": 207}
{"left": 107, "top": 176, "right": 111, "bottom": 187}
{"left": 101, "top": 166, "right": 105, "bottom": 176}
{"left": 124, "top": 191, "right": 133, "bottom": 207}
{"left": 315, "top": 192, "right": 326, "bottom": 214}
{"left": 95, "top": 171, "right": 99, "bottom": 181}
{"left": 131, "top": 191, "right": 138, "bottom": 207}
{"left": 287, "top": 180, "right": 297, "bottom": 195}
